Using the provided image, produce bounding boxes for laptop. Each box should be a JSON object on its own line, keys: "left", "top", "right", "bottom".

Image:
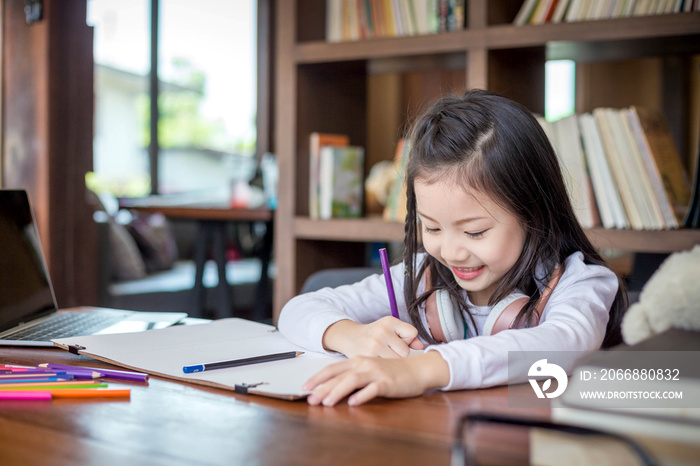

{"left": 0, "top": 189, "right": 188, "bottom": 347}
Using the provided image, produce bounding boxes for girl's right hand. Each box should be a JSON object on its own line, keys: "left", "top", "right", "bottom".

{"left": 321, "top": 317, "right": 424, "bottom": 359}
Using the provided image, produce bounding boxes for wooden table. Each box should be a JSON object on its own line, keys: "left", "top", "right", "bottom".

{"left": 120, "top": 198, "right": 274, "bottom": 320}
{"left": 0, "top": 345, "right": 547, "bottom": 465}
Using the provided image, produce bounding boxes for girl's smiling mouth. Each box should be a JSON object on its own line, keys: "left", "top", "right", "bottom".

{"left": 451, "top": 265, "right": 485, "bottom": 280}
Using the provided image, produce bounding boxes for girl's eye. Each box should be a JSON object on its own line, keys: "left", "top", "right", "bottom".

{"left": 423, "top": 226, "right": 440, "bottom": 234}
{"left": 466, "top": 230, "right": 486, "bottom": 239}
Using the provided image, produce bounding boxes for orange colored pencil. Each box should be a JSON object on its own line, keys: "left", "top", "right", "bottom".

{"left": 34, "top": 389, "right": 130, "bottom": 399}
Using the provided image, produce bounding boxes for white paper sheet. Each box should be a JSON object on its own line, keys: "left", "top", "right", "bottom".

{"left": 52, "top": 318, "right": 345, "bottom": 400}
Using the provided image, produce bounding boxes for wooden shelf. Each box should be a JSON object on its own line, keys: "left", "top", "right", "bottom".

{"left": 273, "top": 0, "right": 700, "bottom": 320}
{"left": 294, "top": 217, "right": 404, "bottom": 242}
{"left": 585, "top": 228, "right": 700, "bottom": 253}
{"left": 294, "top": 218, "right": 700, "bottom": 254}
{"left": 293, "top": 13, "right": 700, "bottom": 64}
{"left": 294, "top": 30, "right": 479, "bottom": 64}
{"left": 486, "top": 13, "right": 700, "bottom": 49}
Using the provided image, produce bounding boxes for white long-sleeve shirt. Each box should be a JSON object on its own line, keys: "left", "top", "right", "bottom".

{"left": 277, "top": 251, "right": 618, "bottom": 391}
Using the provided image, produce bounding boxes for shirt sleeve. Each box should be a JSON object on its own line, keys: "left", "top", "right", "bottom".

{"left": 425, "top": 252, "right": 619, "bottom": 390}
{"left": 277, "top": 260, "right": 410, "bottom": 353}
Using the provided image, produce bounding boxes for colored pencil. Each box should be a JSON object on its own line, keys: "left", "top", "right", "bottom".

{"left": 0, "top": 380, "right": 103, "bottom": 388}
{"left": 0, "top": 391, "right": 52, "bottom": 401}
{"left": 0, "top": 389, "right": 130, "bottom": 400}
{"left": 0, "top": 368, "right": 100, "bottom": 378}
{"left": 0, "top": 372, "right": 69, "bottom": 379}
{"left": 379, "top": 248, "right": 400, "bottom": 318}
{"left": 39, "top": 363, "right": 149, "bottom": 382}
{"left": 0, "top": 377, "right": 70, "bottom": 384}
{"left": 183, "top": 351, "right": 304, "bottom": 373}
{"left": 0, "top": 383, "right": 108, "bottom": 390}
{"left": 45, "top": 389, "right": 130, "bottom": 398}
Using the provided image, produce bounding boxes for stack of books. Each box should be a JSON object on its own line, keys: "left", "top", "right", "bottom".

{"left": 308, "top": 132, "right": 365, "bottom": 220}
{"left": 551, "top": 328, "right": 700, "bottom": 445}
{"left": 514, "top": 0, "right": 698, "bottom": 26}
{"left": 326, "top": 0, "right": 465, "bottom": 42}
{"left": 538, "top": 106, "right": 692, "bottom": 230}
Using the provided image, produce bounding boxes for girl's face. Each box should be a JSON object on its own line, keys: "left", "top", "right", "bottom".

{"left": 415, "top": 177, "right": 526, "bottom": 306}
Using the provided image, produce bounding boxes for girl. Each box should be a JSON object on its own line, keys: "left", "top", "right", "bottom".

{"left": 278, "top": 89, "right": 626, "bottom": 407}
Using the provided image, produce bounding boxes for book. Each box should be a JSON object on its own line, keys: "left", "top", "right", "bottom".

{"left": 448, "top": 0, "right": 466, "bottom": 31}
{"left": 319, "top": 145, "right": 365, "bottom": 219}
{"left": 685, "top": 133, "right": 700, "bottom": 228}
{"left": 628, "top": 106, "right": 692, "bottom": 225}
{"left": 552, "top": 0, "right": 572, "bottom": 21}
{"left": 594, "top": 108, "right": 646, "bottom": 229}
{"left": 578, "top": 113, "right": 630, "bottom": 229}
{"left": 326, "top": 0, "right": 344, "bottom": 42}
{"left": 552, "top": 329, "right": 700, "bottom": 445}
{"left": 514, "top": 0, "right": 541, "bottom": 24}
{"left": 606, "top": 108, "right": 666, "bottom": 229}
{"left": 383, "top": 138, "right": 409, "bottom": 222}
{"left": 309, "top": 132, "right": 350, "bottom": 219}
{"left": 549, "top": 115, "right": 601, "bottom": 228}
{"left": 624, "top": 108, "right": 678, "bottom": 228}
{"left": 564, "top": 0, "right": 585, "bottom": 20}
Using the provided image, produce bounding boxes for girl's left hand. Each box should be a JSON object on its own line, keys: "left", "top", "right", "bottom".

{"left": 303, "top": 351, "right": 450, "bottom": 407}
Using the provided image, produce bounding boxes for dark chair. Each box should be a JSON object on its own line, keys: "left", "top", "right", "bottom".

{"left": 301, "top": 267, "right": 382, "bottom": 294}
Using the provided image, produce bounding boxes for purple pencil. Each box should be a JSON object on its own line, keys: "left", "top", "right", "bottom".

{"left": 379, "top": 248, "right": 399, "bottom": 319}
{"left": 39, "top": 363, "right": 149, "bottom": 382}
{"left": 0, "top": 368, "right": 99, "bottom": 379}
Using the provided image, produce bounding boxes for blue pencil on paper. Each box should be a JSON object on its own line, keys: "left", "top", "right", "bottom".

{"left": 183, "top": 351, "right": 304, "bottom": 373}
{"left": 379, "top": 248, "right": 399, "bottom": 318}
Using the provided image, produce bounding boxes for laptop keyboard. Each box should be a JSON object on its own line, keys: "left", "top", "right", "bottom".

{"left": 2, "top": 313, "right": 124, "bottom": 341}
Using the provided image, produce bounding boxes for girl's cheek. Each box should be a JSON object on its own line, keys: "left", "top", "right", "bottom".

{"left": 422, "top": 239, "right": 440, "bottom": 260}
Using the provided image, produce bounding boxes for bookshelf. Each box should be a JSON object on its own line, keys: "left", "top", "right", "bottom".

{"left": 273, "top": 0, "right": 700, "bottom": 320}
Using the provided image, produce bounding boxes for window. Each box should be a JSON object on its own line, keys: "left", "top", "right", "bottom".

{"left": 545, "top": 59, "right": 576, "bottom": 122}
{"left": 88, "top": 0, "right": 257, "bottom": 197}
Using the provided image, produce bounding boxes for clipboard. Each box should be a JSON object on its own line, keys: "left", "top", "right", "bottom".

{"left": 52, "top": 318, "right": 345, "bottom": 400}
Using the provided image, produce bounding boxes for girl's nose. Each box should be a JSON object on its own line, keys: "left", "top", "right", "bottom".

{"left": 440, "top": 234, "right": 469, "bottom": 264}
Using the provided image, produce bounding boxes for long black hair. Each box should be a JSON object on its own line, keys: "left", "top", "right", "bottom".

{"left": 402, "top": 89, "right": 626, "bottom": 348}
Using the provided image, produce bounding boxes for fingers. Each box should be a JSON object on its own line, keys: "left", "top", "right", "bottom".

{"left": 390, "top": 317, "right": 419, "bottom": 341}
{"left": 312, "top": 369, "right": 364, "bottom": 407}
{"left": 302, "top": 360, "right": 349, "bottom": 392}
{"left": 304, "top": 352, "right": 446, "bottom": 407}
{"left": 304, "top": 358, "right": 381, "bottom": 407}
{"left": 375, "top": 317, "right": 420, "bottom": 358}
{"left": 408, "top": 337, "right": 424, "bottom": 351}
{"left": 348, "top": 383, "right": 379, "bottom": 406}
{"left": 385, "top": 337, "right": 411, "bottom": 358}
{"left": 305, "top": 369, "right": 358, "bottom": 407}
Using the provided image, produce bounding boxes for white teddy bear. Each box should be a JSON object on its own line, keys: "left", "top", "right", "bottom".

{"left": 621, "top": 245, "right": 700, "bottom": 345}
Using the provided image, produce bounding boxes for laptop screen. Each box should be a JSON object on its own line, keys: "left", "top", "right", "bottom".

{"left": 0, "top": 190, "right": 57, "bottom": 332}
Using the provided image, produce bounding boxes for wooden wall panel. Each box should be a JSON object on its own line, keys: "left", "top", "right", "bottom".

{"left": 2, "top": 0, "right": 97, "bottom": 306}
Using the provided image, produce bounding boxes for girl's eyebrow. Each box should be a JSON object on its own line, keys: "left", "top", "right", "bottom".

{"left": 417, "top": 211, "right": 486, "bottom": 225}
